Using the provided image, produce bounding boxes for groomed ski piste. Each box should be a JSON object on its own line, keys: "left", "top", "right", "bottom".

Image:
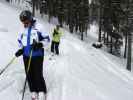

{"left": 0, "top": 1, "right": 133, "bottom": 100}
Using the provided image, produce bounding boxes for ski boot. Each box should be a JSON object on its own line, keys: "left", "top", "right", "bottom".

{"left": 38, "top": 92, "right": 47, "bottom": 100}
{"left": 31, "top": 92, "right": 38, "bottom": 100}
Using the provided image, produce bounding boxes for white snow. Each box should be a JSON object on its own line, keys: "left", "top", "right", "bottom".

{"left": 0, "top": 1, "right": 133, "bottom": 100}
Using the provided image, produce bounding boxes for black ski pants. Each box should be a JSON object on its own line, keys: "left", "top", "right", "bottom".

{"left": 23, "top": 56, "right": 47, "bottom": 93}
{"left": 51, "top": 41, "right": 60, "bottom": 55}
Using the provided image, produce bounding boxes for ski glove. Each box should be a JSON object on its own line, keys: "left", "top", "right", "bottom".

{"left": 15, "top": 48, "right": 23, "bottom": 57}
{"left": 32, "top": 40, "right": 43, "bottom": 50}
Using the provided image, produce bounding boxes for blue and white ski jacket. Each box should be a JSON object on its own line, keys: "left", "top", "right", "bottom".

{"left": 17, "top": 20, "right": 50, "bottom": 57}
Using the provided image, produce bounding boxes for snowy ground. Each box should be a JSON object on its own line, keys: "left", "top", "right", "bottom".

{"left": 0, "top": 1, "right": 133, "bottom": 100}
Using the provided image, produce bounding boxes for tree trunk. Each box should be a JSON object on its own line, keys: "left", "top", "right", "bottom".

{"left": 81, "top": 32, "right": 84, "bottom": 41}
{"left": 6, "top": 0, "right": 10, "bottom": 2}
{"left": 110, "top": 36, "right": 113, "bottom": 53}
{"left": 124, "top": 34, "right": 128, "bottom": 58}
{"left": 98, "top": 5, "right": 102, "bottom": 42}
{"left": 126, "top": 32, "right": 132, "bottom": 71}
{"left": 32, "top": 0, "right": 35, "bottom": 16}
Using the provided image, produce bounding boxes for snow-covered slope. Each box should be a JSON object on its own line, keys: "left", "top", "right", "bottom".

{"left": 0, "top": 2, "right": 133, "bottom": 100}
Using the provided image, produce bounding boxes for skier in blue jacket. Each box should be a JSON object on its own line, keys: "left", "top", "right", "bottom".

{"left": 15, "top": 10, "right": 50, "bottom": 100}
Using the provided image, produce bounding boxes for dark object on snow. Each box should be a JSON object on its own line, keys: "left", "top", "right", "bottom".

{"left": 92, "top": 42, "right": 103, "bottom": 48}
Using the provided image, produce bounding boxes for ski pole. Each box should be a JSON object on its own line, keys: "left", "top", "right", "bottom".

{"left": 0, "top": 56, "right": 16, "bottom": 75}
{"left": 22, "top": 49, "right": 33, "bottom": 100}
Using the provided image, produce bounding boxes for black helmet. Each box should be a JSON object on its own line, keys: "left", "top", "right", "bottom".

{"left": 19, "top": 10, "right": 33, "bottom": 21}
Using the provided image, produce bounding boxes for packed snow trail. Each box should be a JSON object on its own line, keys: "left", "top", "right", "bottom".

{"left": 0, "top": 1, "right": 133, "bottom": 100}
{"left": 58, "top": 33, "right": 133, "bottom": 100}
